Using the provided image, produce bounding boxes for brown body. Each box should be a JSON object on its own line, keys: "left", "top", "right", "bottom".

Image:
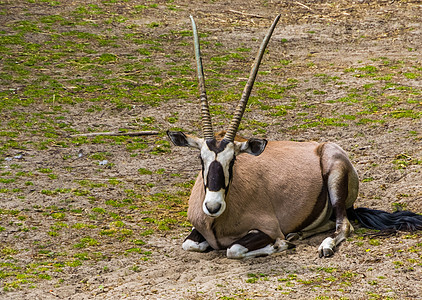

{"left": 188, "top": 140, "right": 358, "bottom": 250}
{"left": 169, "top": 16, "right": 422, "bottom": 259}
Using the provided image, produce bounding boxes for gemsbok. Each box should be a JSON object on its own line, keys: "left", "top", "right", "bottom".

{"left": 167, "top": 15, "right": 422, "bottom": 259}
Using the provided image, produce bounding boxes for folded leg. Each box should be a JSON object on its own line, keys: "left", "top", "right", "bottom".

{"left": 227, "top": 230, "right": 294, "bottom": 259}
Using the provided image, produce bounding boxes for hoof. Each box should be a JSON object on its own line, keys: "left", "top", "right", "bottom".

{"left": 318, "top": 237, "right": 335, "bottom": 258}
{"left": 227, "top": 244, "right": 248, "bottom": 259}
{"left": 318, "top": 247, "right": 335, "bottom": 258}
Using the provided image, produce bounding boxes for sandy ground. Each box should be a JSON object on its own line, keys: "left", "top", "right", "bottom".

{"left": 0, "top": 0, "right": 421, "bottom": 299}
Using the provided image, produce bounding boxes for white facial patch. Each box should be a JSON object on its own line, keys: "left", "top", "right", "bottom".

{"left": 200, "top": 145, "right": 216, "bottom": 183}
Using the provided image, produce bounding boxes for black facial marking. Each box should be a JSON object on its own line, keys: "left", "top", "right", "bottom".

{"left": 202, "top": 139, "right": 237, "bottom": 193}
{"left": 199, "top": 155, "right": 205, "bottom": 191}
{"left": 207, "top": 161, "right": 225, "bottom": 192}
{"left": 206, "top": 139, "right": 230, "bottom": 154}
{"left": 226, "top": 156, "right": 236, "bottom": 195}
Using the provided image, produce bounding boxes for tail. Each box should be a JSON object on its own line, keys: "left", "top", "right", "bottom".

{"left": 347, "top": 207, "right": 422, "bottom": 232}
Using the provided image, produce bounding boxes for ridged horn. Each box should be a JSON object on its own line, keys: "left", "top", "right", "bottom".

{"left": 190, "top": 15, "right": 214, "bottom": 140}
{"left": 224, "top": 14, "right": 280, "bottom": 142}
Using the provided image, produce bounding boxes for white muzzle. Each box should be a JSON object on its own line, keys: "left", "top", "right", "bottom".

{"left": 203, "top": 189, "right": 226, "bottom": 217}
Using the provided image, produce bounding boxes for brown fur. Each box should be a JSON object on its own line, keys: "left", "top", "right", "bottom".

{"left": 214, "top": 130, "right": 247, "bottom": 142}
{"left": 187, "top": 140, "right": 358, "bottom": 251}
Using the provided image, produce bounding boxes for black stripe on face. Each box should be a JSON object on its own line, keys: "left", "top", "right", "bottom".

{"left": 206, "top": 160, "right": 225, "bottom": 192}
{"left": 206, "top": 139, "right": 230, "bottom": 153}
{"left": 199, "top": 155, "right": 205, "bottom": 190}
{"left": 226, "top": 156, "right": 235, "bottom": 195}
{"left": 202, "top": 139, "right": 236, "bottom": 193}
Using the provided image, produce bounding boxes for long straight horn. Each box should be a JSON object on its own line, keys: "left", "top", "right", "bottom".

{"left": 190, "top": 15, "right": 214, "bottom": 140}
{"left": 224, "top": 14, "right": 281, "bottom": 142}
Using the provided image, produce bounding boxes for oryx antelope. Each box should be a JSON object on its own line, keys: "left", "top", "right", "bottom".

{"left": 167, "top": 15, "right": 422, "bottom": 259}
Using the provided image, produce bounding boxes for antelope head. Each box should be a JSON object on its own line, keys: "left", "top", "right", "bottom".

{"left": 168, "top": 15, "right": 280, "bottom": 218}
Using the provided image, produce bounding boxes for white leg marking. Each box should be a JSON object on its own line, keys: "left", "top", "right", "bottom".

{"left": 226, "top": 244, "right": 249, "bottom": 259}
{"left": 182, "top": 239, "right": 209, "bottom": 252}
{"left": 318, "top": 237, "right": 336, "bottom": 257}
{"left": 227, "top": 238, "right": 292, "bottom": 259}
{"left": 227, "top": 244, "right": 274, "bottom": 259}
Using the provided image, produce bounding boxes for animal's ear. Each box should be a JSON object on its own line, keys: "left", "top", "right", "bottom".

{"left": 235, "top": 138, "right": 267, "bottom": 156}
{"left": 167, "top": 131, "right": 203, "bottom": 149}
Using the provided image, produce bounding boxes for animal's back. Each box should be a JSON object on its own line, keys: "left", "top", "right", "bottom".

{"left": 232, "top": 140, "right": 326, "bottom": 234}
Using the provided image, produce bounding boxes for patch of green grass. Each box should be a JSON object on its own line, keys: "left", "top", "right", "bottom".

{"left": 73, "top": 189, "right": 90, "bottom": 196}
{"left": 150, "top": 140, "right": 171, "bottom": 155}
{"left": 138, "top": 168, "right": 153, "bottom": 175}
{"left": 72, "top": 223, "right": 97, "bottom": 229}
{"left": 90, "top": 152, "right": 111, "bottom": 160}
{"left": 404, "top": 72, "right": 420, "bottom": 79}
{"left": 97, "top": 53, "right": 117, "bottom": 64}
{"left": 108, "top": 178, "right": 122, "bottom": 185}
{"left": 77, "top": 180, "right": 107, "bottom": 189}
{"left": 246, "top": 273, "right": 259, "bottom": 283}
{"left": 245, "top": 273, "right": 270, "bottom": 284}
{"left": 132, "top": 239, "right": 145, "bottom": 246}
{"left": 317, "top": 267, "right": 337, "bottom": 273}
{"left": 392, "top": 202, "right": 407, "bottom": 212}
{"left": 392, "top": 153, "right": 421, "bottom": 169}
{"left": 40, "top": 15, "right": 65, "bottom": 24}
{"left": 92, "top": 207, "right": 107, "bottom": 214}
{"left": 1, "top": 247, "right": 19, "bottom": 256}
{"left": 51, "top": 212, "right": 65, "bottom": 220}
{"left": 368, "top": 239, "right": 381, "bottom": 246}
{"left": 66, "top": 259, "right": 82, "bottom": 267}
{"left": 37, "top": 168, "right": 53, "bottom": 174}
{"left": 388, "top": 110, "right": 421, "bottom": 119}
{"left": 73, "top": 237, "right": 99, "bottom": 249}
{"left": 362, "top": 177, "right": 374, "bottom": 183}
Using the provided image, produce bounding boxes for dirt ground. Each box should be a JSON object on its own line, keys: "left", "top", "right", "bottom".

{"left": 0, "top": 0, "right": 421, "bottom": 299}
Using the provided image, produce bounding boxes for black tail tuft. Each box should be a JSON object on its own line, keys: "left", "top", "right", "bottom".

{"left": 347, "top": 207, "right": 422, "bottom": 232}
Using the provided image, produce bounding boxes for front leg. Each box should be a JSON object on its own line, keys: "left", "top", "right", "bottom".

{"left": 182, "top": 228, "right": 210, "bottom": 252}
{"left": 226, "top": 230, "right": 295, "bottom": 259}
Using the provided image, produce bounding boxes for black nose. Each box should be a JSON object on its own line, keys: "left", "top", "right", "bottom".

{"left": 205, "top": 202, "right": 221, "bottom": 215}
